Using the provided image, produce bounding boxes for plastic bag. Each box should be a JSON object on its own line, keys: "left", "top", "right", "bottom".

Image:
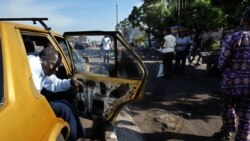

{"left": 157, "top": 63, "right": 165, "bottom": 77}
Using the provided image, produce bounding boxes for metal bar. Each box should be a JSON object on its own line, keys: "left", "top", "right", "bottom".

{"left": 0, "top": 18, "right": 50, "bottom": 30}
{"left": 0, "top": 18, "right": 48, "bottom": 21}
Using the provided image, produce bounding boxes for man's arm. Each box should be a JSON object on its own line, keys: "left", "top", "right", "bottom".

{"left": 217, "top": 35, "right": 233, "bottom": 70}
{"left": 43, "top": 75, "right": 71, "bottom": 92}
{"left": 43, "top": 75, "right": 84, "bottom": 93}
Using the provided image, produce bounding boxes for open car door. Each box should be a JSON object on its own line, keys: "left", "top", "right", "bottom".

{"left": 63, "top": 31, "right": 147, "bottom": 123}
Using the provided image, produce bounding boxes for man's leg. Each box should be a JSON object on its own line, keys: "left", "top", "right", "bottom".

{"left": 174, "top": 51, "right": 181, "bottom": 73}
{"left": 163, "top": 52, "right": 174, "bottom": 78}
{"left": 235, "top": 95, "right": 250, "bottom": 141}
{"left": 106, "top": 50, "right": 110, "bottom": 63}
{"left": 219, "top": 94, "right": 237, "bottom": 141}
{"left": 180, "top": 50, "right": 188, "bottom": 73}
{"left": 50, "top": 100, "right": 85, "bottom": 141}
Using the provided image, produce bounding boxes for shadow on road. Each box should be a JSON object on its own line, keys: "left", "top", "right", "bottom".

{"left": 117, "top": 126, "right": 220, "bottom": 141}
{"left": 130, "top": 59, "right": 221, "bottom": 120}
{"left": 120, "top": 47, "right": 223, "bottom": 140}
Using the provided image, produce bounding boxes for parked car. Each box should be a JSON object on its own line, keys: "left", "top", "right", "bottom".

{"left": 74, "top": 42, "right": 84, "bottom": 49}
{"left": 0, "top": 18, "right": 147, "bottom": 141}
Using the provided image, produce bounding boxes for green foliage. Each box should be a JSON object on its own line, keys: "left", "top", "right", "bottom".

{"left": 134, "top": 35, "right": 146, "bottom": 46}
{"left": 211, "top": 0, "right": 250, "bottom": 28}
{"left": 210, "top": 40, "right": 220, "bottom": 51}
{"left": 128, "top": 1, "right": 176, "bottom": 41}
{"left": 179, "top": 2, "right": 226, "bottom": 32}
{"left": 124, "top": 0, "right": 250, "bottom": 48}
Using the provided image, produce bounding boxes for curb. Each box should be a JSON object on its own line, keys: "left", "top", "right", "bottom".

{"left": 110, "top": 106, "right": 144, "bottom": 141}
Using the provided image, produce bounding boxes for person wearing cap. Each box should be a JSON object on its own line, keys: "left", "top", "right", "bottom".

{"left": 216, "top": 6, "right": 250, "bottom": 141}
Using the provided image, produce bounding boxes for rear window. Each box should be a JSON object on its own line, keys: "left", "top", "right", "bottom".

{"left": 0, "top": 36, "right": 4, "bottom": 105}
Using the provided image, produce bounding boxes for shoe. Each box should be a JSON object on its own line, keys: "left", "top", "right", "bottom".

{"left": 214, "top": 130, "right": 232, "bottom": 141}
{"left": 195, "top": 63, "right": 201, "bottom": 66}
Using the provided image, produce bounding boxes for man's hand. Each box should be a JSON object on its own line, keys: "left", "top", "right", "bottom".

{"left": 70, "top": 78, "right": 84, "bottom": 92}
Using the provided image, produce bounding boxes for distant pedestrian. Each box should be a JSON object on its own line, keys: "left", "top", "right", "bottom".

{"left": 188, "top": 32, "right": 202, "bottom": 65}
{"left": 99, "top": 41, "right": 103, "bottom": 58}
{"left": 216, "top": 6, "right": 250, "bottom": 141}
{"left": 101, "top": 36, "right": 112, "bottom": 63}
{"left": 159, "top": 28, "right": 176, "bottom": 79}
{"left": 174, "top": 31, "right": 192, "bottom": 74}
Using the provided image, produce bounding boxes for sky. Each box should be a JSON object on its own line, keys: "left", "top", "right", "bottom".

{"left": 0, "top": 0, "right": 142, "bottom": 34}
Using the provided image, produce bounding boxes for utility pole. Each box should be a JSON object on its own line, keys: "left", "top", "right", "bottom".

{"left": 115, "top": 0, "right": 118, "bottom": 30}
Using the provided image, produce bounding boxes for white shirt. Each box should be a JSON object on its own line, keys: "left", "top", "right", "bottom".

{"left": 101, "top": 37, "right": 111, "bottom": 50}
{"left": 162, "top": 34, "right": 176, "bottom": 53}
{"left": 28, "top": 55, "right": 71, "bottom": 92}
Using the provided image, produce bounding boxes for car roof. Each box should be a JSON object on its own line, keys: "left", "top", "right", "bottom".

{"left": 0, "top": 21, "right": 61, "bottom": 35}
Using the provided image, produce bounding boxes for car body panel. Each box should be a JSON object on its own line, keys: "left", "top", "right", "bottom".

{"left": 0, "top": 21, "right": 69, "bottom": 141}
{"left": 0, "top": 19, "right": 147, "bottom": 140}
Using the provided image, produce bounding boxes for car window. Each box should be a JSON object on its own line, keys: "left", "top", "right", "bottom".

{"left": 54, "top": 36, "right": 71, "bottom": 66}
{"left": 21, "top": 32, "right": 52, "bottom": 56}
{"left": 67, "top": 35, "right": 143, "bottom": 79}
{"left": 54, "top": 36, "right": 89, "bottom": 73}
{"left": 0, "top": 36, "right": 4, "bottom": 105}
{"left": 20, "top": 31, "right": 70, "bottom": 89}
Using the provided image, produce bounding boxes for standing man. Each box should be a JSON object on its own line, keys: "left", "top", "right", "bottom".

{"left": 161, "top": 28, "right": 176, "bottom": 79}
{"left": 174, "top": 31, "right": 192, "bottom": 74}
{"left": 101, "top": 36, "right": 112, "bottom": 63}
{"left": 28, "top": 47, "right": 85, "bottom": 141}
{"left": 217, "top": 6, "right": 250, "bottom": 141}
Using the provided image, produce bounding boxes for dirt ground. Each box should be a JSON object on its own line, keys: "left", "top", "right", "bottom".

{"left": 125, "top": 49, "right": 229, "bottom": 141}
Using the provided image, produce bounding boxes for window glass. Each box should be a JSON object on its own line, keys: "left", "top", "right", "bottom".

{"left": 21, "top": 33, "right": 53, "bottom": 56}
{"left": 116, "top": 39, "right": 143, "bottom": 79}
{"left": 66, "top": 34, "right": 143, "bottom": 79}
{"left": 21, "top": 32, "right": 69, "bottom": 82}
{"left": 0, "top": 37, "right": 4, "bottom": 105}
{"left": 54, "top": 36, "right": 71, "bottom": 65}
{"left": 54, "top": 36, "right": 89, "bottom": 73}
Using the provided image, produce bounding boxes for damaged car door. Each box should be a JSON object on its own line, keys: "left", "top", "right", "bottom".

{"left": 63, "top": 31, "right": 147, "bottom": 122}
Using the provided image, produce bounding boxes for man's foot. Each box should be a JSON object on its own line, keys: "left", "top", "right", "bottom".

{"left": 195, "top": 63, "right": 201, "bottom": 66}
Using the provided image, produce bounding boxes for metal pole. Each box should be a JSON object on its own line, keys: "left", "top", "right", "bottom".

{"left": 115, "top": 0, "right": 118, "bottom": 30}
{"left": 177, "top": 0, "right": 180, "bottom": 35}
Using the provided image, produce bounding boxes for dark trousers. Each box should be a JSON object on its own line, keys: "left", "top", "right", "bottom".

{"left": 50, "top": 100, "right": 85, "bottom": 141}
{"left": 162, "top": 52, "right": 174, "bottom": 78}
{"left": 174, "top": 49, "right": 189, "bottom": 73}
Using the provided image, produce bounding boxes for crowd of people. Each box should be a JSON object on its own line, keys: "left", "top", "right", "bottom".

{"left": 157, "top": 28, "right": 197, "bottom": 79}
{"left": 156, "top": 6, "right": 250, "bottom": 141}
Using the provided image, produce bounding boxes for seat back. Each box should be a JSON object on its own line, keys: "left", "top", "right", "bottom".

{"left": 24, "top": 40, "right": 35, "bottom": 54}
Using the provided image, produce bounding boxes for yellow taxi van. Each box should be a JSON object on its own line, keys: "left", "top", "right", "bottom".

{"left": 0, "top": 18, "right": 147, "bottom": 141}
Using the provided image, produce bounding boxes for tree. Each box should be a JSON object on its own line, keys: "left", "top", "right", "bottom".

{"left": 128, "top": 1, "right": 175, "bottom": 46}
{"left": 210, "top": 0, "right": 250, "bottom": 29}
{"left": 179, "top": 1, "right": 225, "bottom": 32}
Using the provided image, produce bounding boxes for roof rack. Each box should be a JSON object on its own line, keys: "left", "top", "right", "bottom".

{"left": 0, "top": 18, "right": 51, "bottom": 31}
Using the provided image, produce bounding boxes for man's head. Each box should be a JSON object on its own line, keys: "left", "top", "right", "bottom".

{"left": 39, "top": 47, "right": 61, "bottom": 76}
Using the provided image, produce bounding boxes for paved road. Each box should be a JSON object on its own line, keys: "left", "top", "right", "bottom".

{"left": 79, "top": 46, "right": 223, "bottom": 141}
{"left": 113, "top": 47, "right": 223, "bottom": 141}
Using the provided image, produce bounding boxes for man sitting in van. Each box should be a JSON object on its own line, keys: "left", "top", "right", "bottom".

{"left": 28, "top": 46, "right": 85, "bottom": 141}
